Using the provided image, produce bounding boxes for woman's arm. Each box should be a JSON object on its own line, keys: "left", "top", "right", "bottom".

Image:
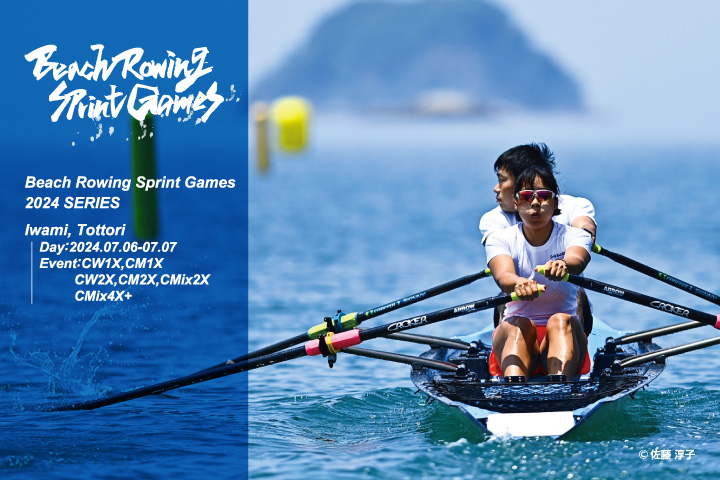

{"left": 572, "top": 216, "right": 597, "bottom": 245}
{"left": 489, "top": 254, "right": 545, "bottom": 301}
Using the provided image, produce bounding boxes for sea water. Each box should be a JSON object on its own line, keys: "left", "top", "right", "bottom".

{"left": 247, "top": 120, "right": 720, "bottom": 479}
{"left": 2, "top": 116, "right": 720, "bottom": 479}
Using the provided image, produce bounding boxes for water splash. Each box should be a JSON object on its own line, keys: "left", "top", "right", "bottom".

{"left": 9, "top": 307, "right": 119, "bottom": 397}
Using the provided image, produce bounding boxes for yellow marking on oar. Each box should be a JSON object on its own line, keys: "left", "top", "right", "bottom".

{"left": 307, "top": 312, "right": 359, "bottom": 339}
{"left": 325, "top": 332, "right": 339, "bottom": 354}
{"left": 591, "top": 244, "right": 602, "bottom": 254}
{"left": 509, "top": 284, "right": 545, "bottom": 301}
{"left": 535, "top": 265, "right": 570, "bottom": 282}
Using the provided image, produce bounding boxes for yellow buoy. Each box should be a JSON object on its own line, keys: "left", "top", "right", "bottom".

{"left": 271, "top": 96, "right": 311, "bottom": 153}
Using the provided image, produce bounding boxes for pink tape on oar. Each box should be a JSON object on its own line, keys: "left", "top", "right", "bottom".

{"left": 305, "top": 330, "right": 362, "bottom": 356}
{"left": 716, "top": 314, "right": 720, "bottom": 330}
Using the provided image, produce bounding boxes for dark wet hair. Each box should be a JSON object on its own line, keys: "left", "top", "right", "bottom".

{"left": 494, "top": 143, "right": 556, "bottom": 179}
{"left": 514, "top": 164, "right": 562, "bottom": 217}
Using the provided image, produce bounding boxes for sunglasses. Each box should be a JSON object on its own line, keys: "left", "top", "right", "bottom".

{"left": 515, "top": 189, "right": 556, "bottom": 203}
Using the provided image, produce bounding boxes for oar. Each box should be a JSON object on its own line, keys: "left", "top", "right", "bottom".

{"left": 384, "top": 332, "right": 471, "bottom": 350}
{"left": 203, "top": 269, "right": 492, "bottom": 370}
{"left": 48, "top": 291, "right": 517, "bottom": 412}
{"left": 609, "top": 320, "right": 705, "bottom": 346}
{"left": 342, "top": 347, "right": 461, "bottom": 373}
{"left": 535, "top": 267, "right": 720, "bottom": 329}
{"left": 619, "top": 335, "right": 720, "bottom": 368}
{"left": 592, "top": 244, "right": 720, "bottom": 306}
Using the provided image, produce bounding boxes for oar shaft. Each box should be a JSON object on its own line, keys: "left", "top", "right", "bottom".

{"left": 202, "top": 333, "right": 308, "bottom": 372}
{"left": 611, "top": 321, "right": 705, "bottom": 346}
{"left": 358, "top": 295, "right": 512, "bottom": 343}
{"left": 308, "top": 269, "right": 493, "bottom": 338}
{"left": 384, "top": 332, "right": 470, "bottom": 350}
{"left": 49, "top": 292, "right": 512, "bottom": 412}
{"left": 50, "top": 346, "right": 308, "bottom": 411}
{"left": 356, "top": 269, "right": 492, "bottom": 322}
{"left": 302, "top": 294, "right": 515, "bottom": 358}
{"left": 594, "top": 244, "right": 720, "bottom": 306}
{"left": 619, "top": 336, "right": 720, "bottom": 368}
{"left": 223, "top": 270, "right": 492, "bottom": 367}
{"left": 567, "top": 274, "right": 720, "bottom": 328}
{"left": 342, "top": 347, "right": 458, "bottom": 372}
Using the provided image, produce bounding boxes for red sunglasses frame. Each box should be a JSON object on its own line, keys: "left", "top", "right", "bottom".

{"left": 515, "top": 189, "right": 556, "bottom": 203}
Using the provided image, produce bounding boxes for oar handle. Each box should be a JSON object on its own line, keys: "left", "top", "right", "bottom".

{"left": 534, "top": 265, "right": 569, "bottom": 281}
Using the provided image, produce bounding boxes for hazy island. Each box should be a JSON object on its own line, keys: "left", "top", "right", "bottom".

{"left": 251, "top": 0, "right": 583, "bottom": 116}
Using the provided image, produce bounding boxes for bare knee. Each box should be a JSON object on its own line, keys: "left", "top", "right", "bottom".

{"left": 498, "top": 316, "right": 536, "bottom": 340}
{"left": 546, "top": 313, "right": 573, "bottom": 334}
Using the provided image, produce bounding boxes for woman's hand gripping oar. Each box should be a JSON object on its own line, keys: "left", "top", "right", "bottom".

{"left": 47, "top": 290, "right": 520, "bottom": 412}
{"left": 592, "top": 244, "right": 720, "bottom": 306}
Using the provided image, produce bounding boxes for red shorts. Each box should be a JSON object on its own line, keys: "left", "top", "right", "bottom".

{"left": 488, "top": 324, "right": 591, "bottom": 377}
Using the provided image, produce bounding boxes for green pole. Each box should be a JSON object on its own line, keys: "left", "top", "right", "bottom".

{"left": 131, "top": 113, "right": 159, "bottom": 239}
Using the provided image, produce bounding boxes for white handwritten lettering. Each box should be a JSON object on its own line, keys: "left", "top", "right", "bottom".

{"left": 25, "top": 45, "right": 225, "bottom": 124}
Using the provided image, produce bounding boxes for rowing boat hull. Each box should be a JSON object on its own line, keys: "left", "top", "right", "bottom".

{"left": 410, "top": 318, "right": 665, "bottom": 439}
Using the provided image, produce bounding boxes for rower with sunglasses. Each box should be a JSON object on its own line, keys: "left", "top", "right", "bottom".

{"left": 479, "top": 143, "right": 596, "bottom": 336}
{"left": 485, "top": 164, "right": 593, "bottom": 382}
{"left": 479, "top": 143, "right": 596, "bottom": 246}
